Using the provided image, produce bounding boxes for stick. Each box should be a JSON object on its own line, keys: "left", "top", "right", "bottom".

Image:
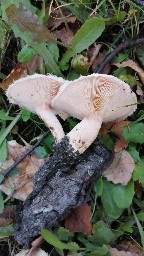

{"left": 96, "top": 37, "right": 144, "bottom": 73}
{"left": 2, "top": 131, "right": 49, "bottom": 179}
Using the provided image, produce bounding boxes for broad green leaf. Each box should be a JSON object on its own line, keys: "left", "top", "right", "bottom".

{"left": 0, "top": 111, "right": 22, "bottom": 145}
{"left": 18, "top": 45, "right": 35, "bottom": 63}
{"left": 93, "top": 178, "right": 103, "bottom": 197}
{"left": 0, "top": 139, "right": 7, "bottom": 162}
{"left": 60, "top": 18, "right": 105, "bottom": 65}
{"left": 113, "top": 181, "right": 134, "bottom": 209}
{"left": 120, "top": 223, "right": 133, "bottom": 233}
{"left": 123, "top": 123, "right": 144, "bottom": 144}
{"left": 0, "top": 191, "right": 4, "bottom": 214}
{"left": 41, "top": 229, "right": 79, "bottom": 250}
{"left": 89, "top": 221, "right": 115, "bottom": 246}
{"left": 101, "top": 179, "right": 124, "bottom": 219}
{"left": 99, "top": 134, "right": 114, "bottom": 150}
{"left": 21, "top": 109, "right": 31, "bottom": 122}
{"left": 0, "top": 225, "right": 14, "bottom": 238}
{"left": 34, "top": 146, "right": 48, "bottom": 159}
{"left": 137, "top": 211, "right": 144, "bottom": 222}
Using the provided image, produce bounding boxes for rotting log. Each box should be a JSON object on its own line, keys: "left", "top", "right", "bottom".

{"left": 14, "top": 137, "right": 113, "bottom": 247}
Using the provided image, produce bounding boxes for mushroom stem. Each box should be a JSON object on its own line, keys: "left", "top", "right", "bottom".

{"left": 66, "top": 112, "right": 103, "bottom": 154}
{"left": 35, "top": 104, "right": 65, "bottom": 143}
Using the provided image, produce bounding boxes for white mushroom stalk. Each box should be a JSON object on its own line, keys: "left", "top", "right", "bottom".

{"left": 52, "top": 74, "right": 137, "bottom": 153}
{"left": 6, "top": 74, "right": 67, "bottom": 143}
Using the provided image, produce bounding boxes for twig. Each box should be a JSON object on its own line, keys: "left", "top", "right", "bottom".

{"left": 96, "top": 37, "right": 144, "bottom": 73}
{"left": 2, "top": 130, "right": 49, "bottom": 180}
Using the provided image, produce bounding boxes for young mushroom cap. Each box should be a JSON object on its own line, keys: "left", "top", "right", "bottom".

{"left": 6, "top": 74, "right": 67, "bottom": 143}
{"left": 52, "top": 74, "right": 137, "bottom": 153}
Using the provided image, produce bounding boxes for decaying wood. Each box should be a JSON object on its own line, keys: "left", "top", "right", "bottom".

{"left": 14, "top": 137, "right": 113, "bottom": 248}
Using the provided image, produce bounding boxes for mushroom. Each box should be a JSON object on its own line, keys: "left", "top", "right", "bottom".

{"left": 52, "top": 74, "right": 137, "bottom": 153}
{"left": 6, "top": 74, "right": 68, "bottom": 143}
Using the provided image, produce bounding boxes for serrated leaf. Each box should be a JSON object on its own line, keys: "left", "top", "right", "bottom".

{"left": 60, "top": 18, "right": 105, "bottom": 65}
{"left": 123, "top": 122, "right": 144, "bottom": 144}
{"left": 113, "top": 180, "right": 134, "bottom": 209}
{"left": 41, "top": 229, "right": 79, "bottom": 250}
{"left": 101, "top": 179, "right": 124, "bottom": 219}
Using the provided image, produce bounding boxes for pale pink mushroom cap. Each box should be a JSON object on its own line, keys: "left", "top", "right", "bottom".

{"left": 52, "top": 74, "right": 137, "bottom": 122}
{"left": 6, "top": 73, "right": 67, "bottom": 143}
{"left": 52, "top": 74, "right": 137, "bottom": 153}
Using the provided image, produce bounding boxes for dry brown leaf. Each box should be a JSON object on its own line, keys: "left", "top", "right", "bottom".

{"left": 54, "top": 28, "right": 74, "bottom": 45}
{"left": 91, "top": 50, "right": 111, "bottom": 74}
{"left": 0, "top": 63, "right": 27, "bottom": 91}
{"left": 15, "top": 248, "right": 47, "bottom": 256}
{"left": 120, "top": 242, "right": 143, "bottom": 256}
{"left": 48, "top": 8, "right": 76, "bottom": 31}
{"left": 103, "top": 150, "right": 135, "bottom": 185}
{"left": 64, "top": 203, "right": 92, "bottom": 235}
{"left": 88, "top": 44, "right": 102, "bottom": 69}
{"left": 111, "top": 121, "right": 130, "bottom": 152}
{"left": 0, "top": 141, "right": 44, "bottom": 201}
{"left": 109, "top": 247, "right": 139, "bottom": 256}
{"left": 99, "top": 122, "right": 114, "bottom": 136}
{"left": 113, "top": 60, "right": 144, "bottom": 84}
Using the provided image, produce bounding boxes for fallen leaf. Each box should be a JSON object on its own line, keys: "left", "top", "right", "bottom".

{"left": 54, "top": 28, "right": 74, "bottom": 45}
{"left": 6, "top": 4, "right": 57, "bottom": 44}
{"left": 103, "top": 150, "right": 135, "bottom": 185}
{"left": 111, "top": 121, "right": 130, "bottom": 152}
{"left": 64, "top": 203, "right": 92, "bottom": 235}
{"left": 88, "top": 43, "right": 102, "bottom": 69}
{"left": 0, "top": 62, "right": 27, "bottom": 91}
{"left": 0, "top": 141, "right": 44, "bottom": 201}
{"left": 113, "top": 60, "right": 144, "bottom": 84}
{"left": 15, "top": 248, "right": 47, "bottom": 256}
{"left": 99, "top": 122, "right": 114, "bottom": 136}
{"left": 109, "top": 246, "right": 139, "bottom": 256}
{"left": 91, "top": 50, "right": 111, "bottom": 74}
{"left": 120, "top": 241, "right": 143, "bottom": 256}
{"left": 48, "top": 7, "right": 76, "bottom": 31}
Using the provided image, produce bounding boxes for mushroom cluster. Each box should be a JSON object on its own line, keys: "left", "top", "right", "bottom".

{"left": 6, "top": 73, "right": 137, "bottom": 153}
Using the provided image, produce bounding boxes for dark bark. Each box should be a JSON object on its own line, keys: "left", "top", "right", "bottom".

{"left": 14, "top": 138, "right": 113, "bottom": 248}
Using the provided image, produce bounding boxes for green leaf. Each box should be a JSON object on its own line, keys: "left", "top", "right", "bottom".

{"left": 18, "top": 45, "right": 35, "bottom": 62}
{"left": 0, "top": 225, "right": 14, "bottom": 238}
{"left": 41, "top": 229, "right": 79, "bottom": 250}
{"left": 0, "top": 110, "right": 14, "bottom": 121}
{"left": 34, "top": 146, "right": 48, "bottom": 158}
{"left": 21, "top": 109, "right": 31, "bottom": 122}
{"left": 57, "top": 227, "right": 74, "bottom": 242}
{"left": 132, "top": 207, "right": 144, "bottom": 250}
{"left": 0, "top": 111, "right": 22, "bottom": 145}
{"left": 89, "top": 221, "right": 115, "bottom": 246}
{"left": 127, "top": 144, "right": 140, "bottom": 163}
{"left": 123, "top": 123, "right": 144, "bottom": 144}
{"left": 113, "top": 181, "right": 135, "bottom": 209}
{"left": 99, "top": 134, "right": 114, "bottom": 150}
{"left": 101, "top": 179, "right": 124, "bottom": 219}
{"left": 0, "top": 191, "right": 4, "bottom": 214}
{"left": 0, "top": 139, "right": 7, "bottom": 162}
{"left": 9, "top": 167, "right": 21, "bottom": 177}
{"left": 86, "top": 245, "right": 109, "bottom": 256}
{"left": 133, "top": 159, "right": 144, "bottom": 186}
{"left": 60, "top": 17, "right": 105, "bottom": 65}
{"left": 93, "top": 178, "right": 103, "bottom": 197}
{"left": 0, "top": 174, "right": 4, "bottom": 184}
